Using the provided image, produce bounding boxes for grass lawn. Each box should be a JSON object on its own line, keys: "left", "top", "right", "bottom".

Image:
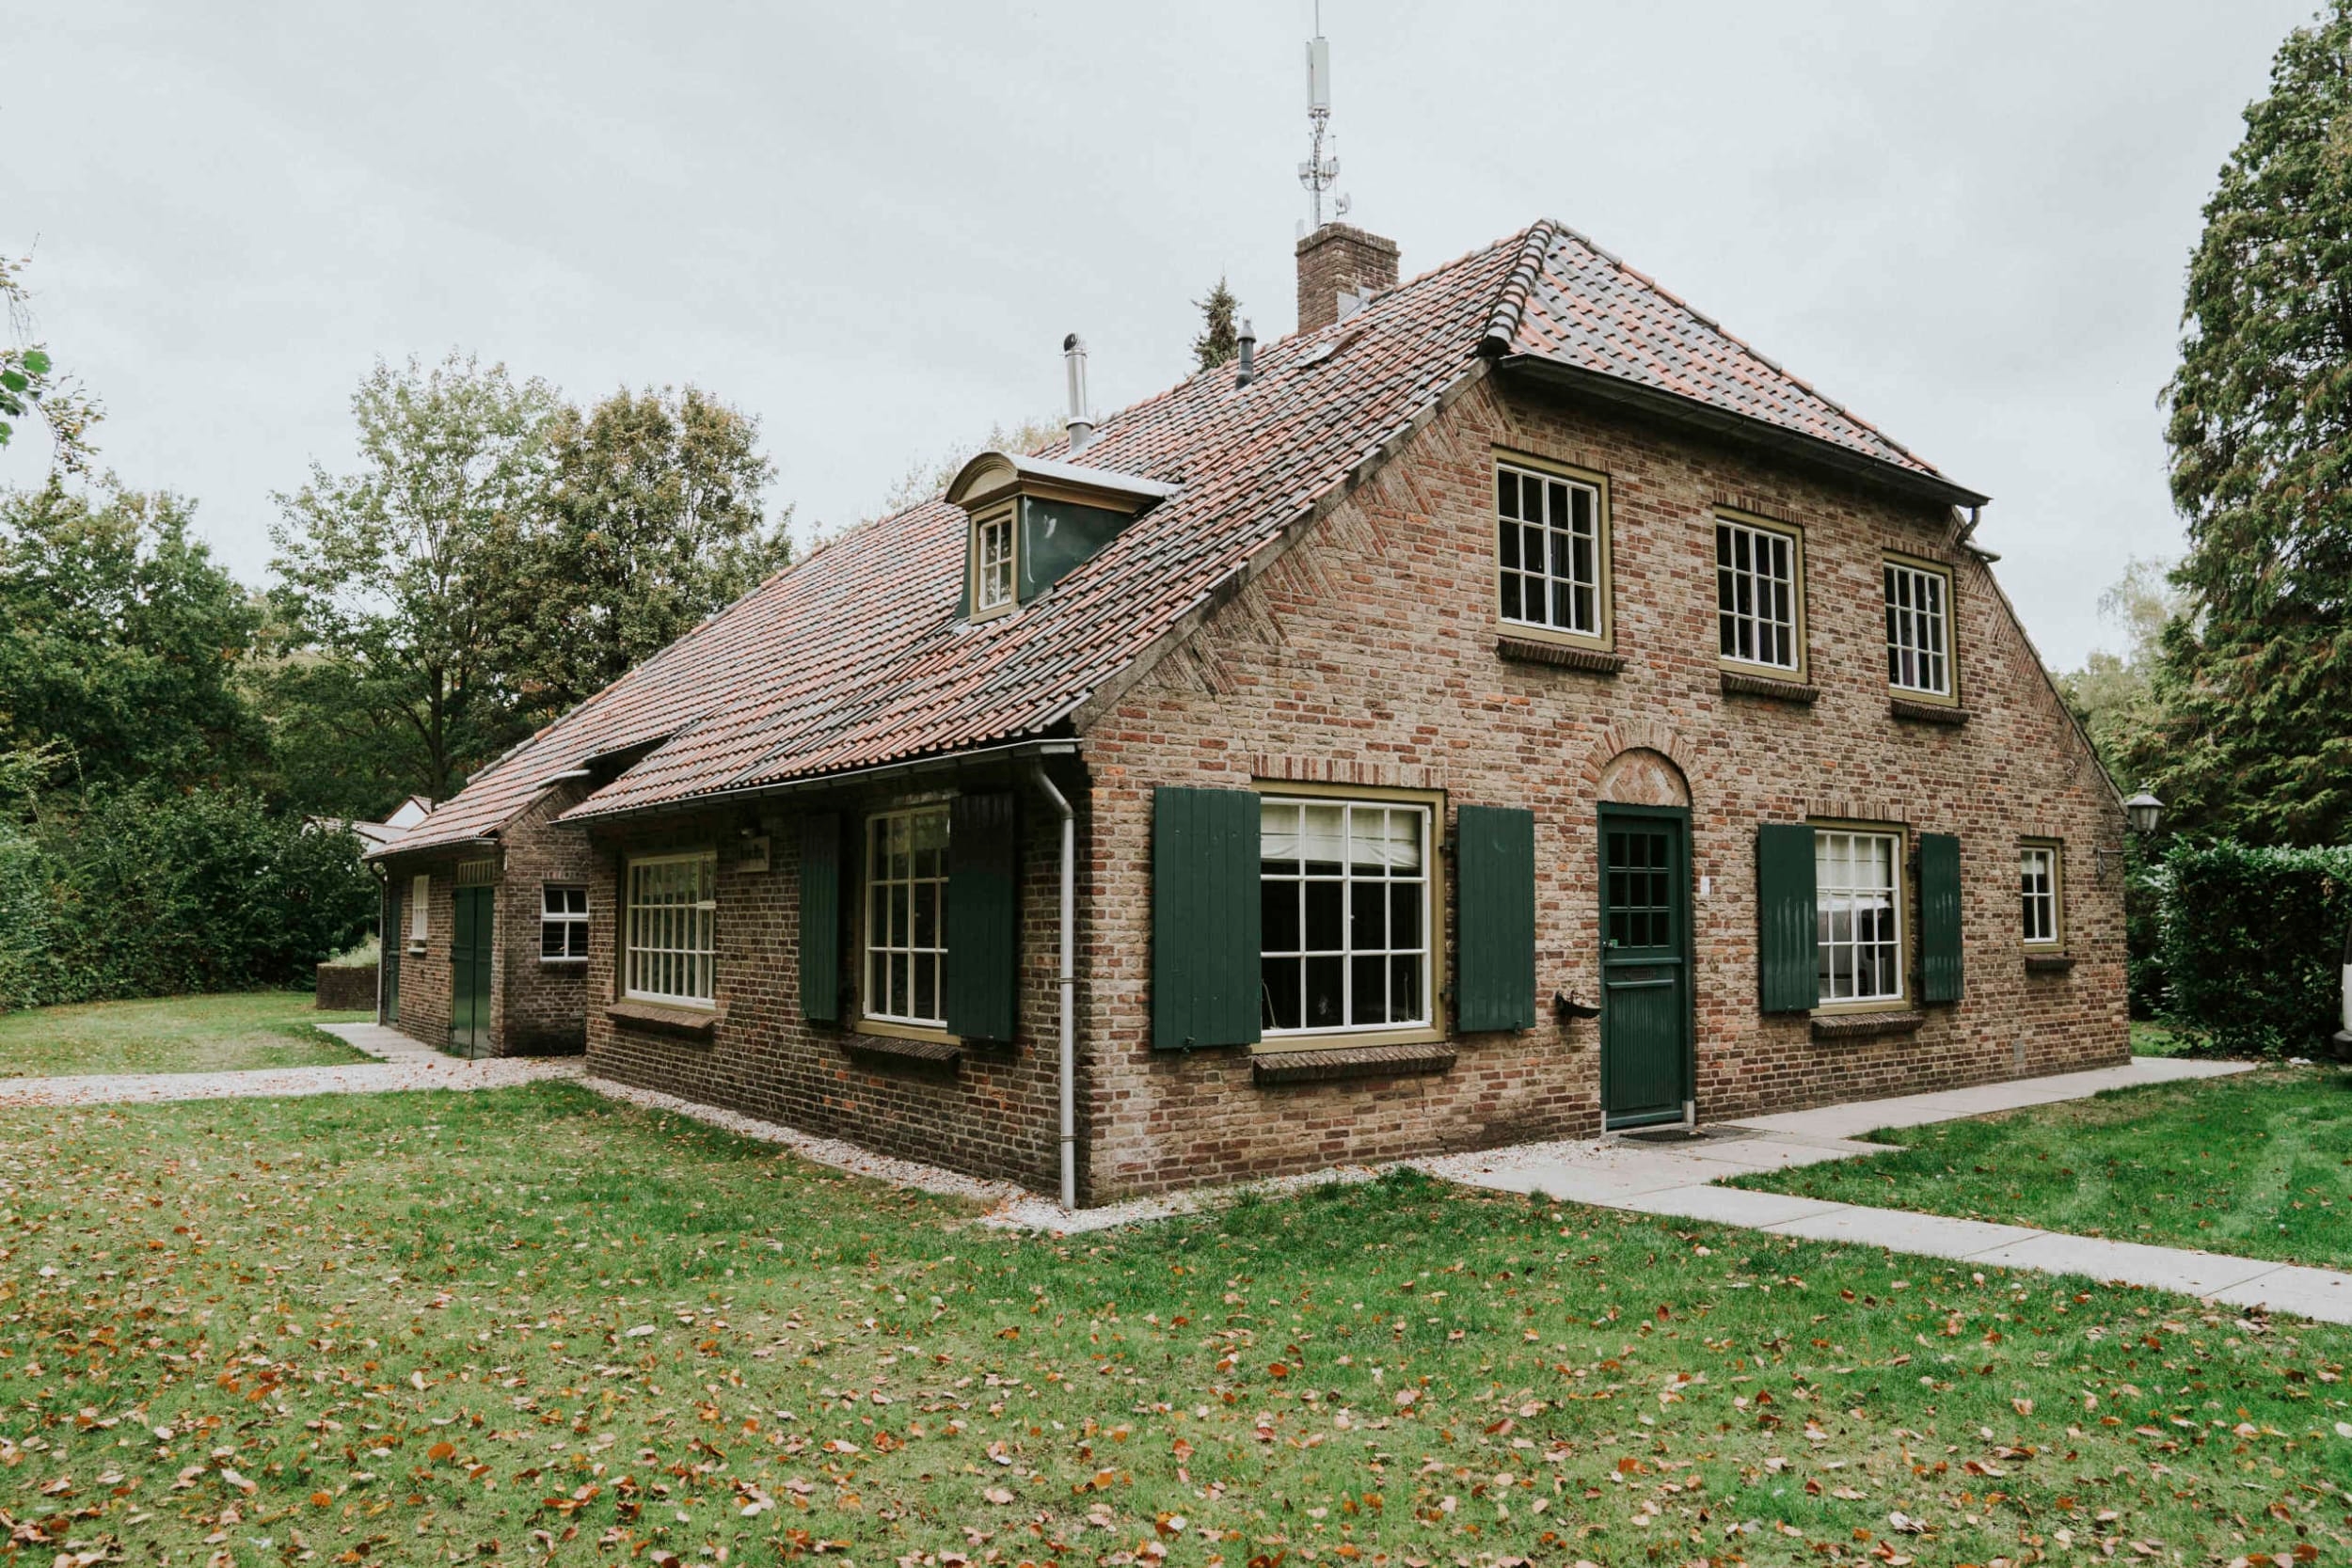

{"left": 1733, "top": 1067, "right": 2352, "bottom": 1273}
{"left": 0, "top": 1085, "right": 2345, "bottom": 1564}
{"left": 0, "top": 992, "right": 373, "bottom": 1080}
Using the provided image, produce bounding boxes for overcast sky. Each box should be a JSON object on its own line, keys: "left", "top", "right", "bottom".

{"left": 2, "top": 0, "right": 2315, "bottom": 668}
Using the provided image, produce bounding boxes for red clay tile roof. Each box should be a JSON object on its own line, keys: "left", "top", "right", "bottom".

{"left": 387, "top": 218, "right": 1971, "bottom": 849}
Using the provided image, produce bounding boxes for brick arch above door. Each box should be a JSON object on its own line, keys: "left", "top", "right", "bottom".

{"left": 1581, "top": 721, "right": 1700, "bottom": 802}
{"left": 1596, "top": 747, "right": 1692, "bottom": 809}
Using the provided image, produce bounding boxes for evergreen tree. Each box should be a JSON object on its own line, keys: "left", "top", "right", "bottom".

{"left": 2146, "top": 2, "right": 2352, "bottom": 844}
{"left": 1192, "top": 277, "right": 1242, "bottom": 371}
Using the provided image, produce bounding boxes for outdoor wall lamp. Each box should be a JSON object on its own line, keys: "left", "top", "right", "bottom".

{"left": 2122, "top": 790, "right": 2164, "bottom": 837}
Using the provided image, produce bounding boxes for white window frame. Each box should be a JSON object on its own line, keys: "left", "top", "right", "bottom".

{"left": 1715, "top": 515, "right": 1804, "bottom": 674}
{"left": 972, "top": 504, "right": 1017, "bottom": 619}
{"left": 407, "top": 873, "right": 430, "bottom": 950}
{"left": 1494, "top": 458, "right": 1608, "bottom": 646}
{"left": 864, "top": 804, "right": 951, "bottom": 1029}
{"left": 2020, "top": 841, "right": 2062, "bottom": 948}
{"left": 1816, "top": 828, "right": 1905, "bottom": 1006}
{"left": 1258, "top": 793, "right": 1435, "bottom": 1042}
{"left": 623, "top": 851, "right": 717, "bottom": 1007}
{"left": 1884, "top": 558, "right": 1954, "bottom": 698}
{"left": 541, "top": 882, "right": 590, "bottom": 962}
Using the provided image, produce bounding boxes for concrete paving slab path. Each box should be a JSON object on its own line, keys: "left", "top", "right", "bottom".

{"left": 1438, "top": 1054, "right": 2352, "bottom": 1324}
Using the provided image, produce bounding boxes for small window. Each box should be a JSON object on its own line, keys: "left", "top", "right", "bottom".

{"left": 407, "top": 874, "right": 430, "bottom": 946}
{"left": 624, "top": 852, "right": 716, "bottom": 1006}
{"left": 1716, "top": 515, "right": 1804, "bottom": 673}
{"left": 1259, "top": 796, "right": 1433, "bottom": 1037}
{"left": 972, "top": 505, "right": 1016, "bottom": 618}
{"left": 865, "top": 805, "right": 950, "bottom": 1026}
{"left": 1884, "top": 558, "right": 1954, "bottom": 697}
{"left": 2020, "top": 842, "right": 2062, "bottom": 947}
{"left": 541, "top": 883, "right": 589, "bottom": 959}
{"left": 1495, "top": 458, "right": 1607, "bottom": 644}
{"left": 1816, "top": 828, "right": 1904, "bottom": 1005}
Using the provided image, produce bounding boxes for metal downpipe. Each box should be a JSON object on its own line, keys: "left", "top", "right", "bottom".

{"left": 1026, "top": 762, "right": 1078, "bottom": 1211}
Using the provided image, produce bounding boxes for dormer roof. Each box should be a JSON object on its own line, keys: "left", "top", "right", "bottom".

{"left": 944, "top": 450, "right": 1181, "bottom": 514}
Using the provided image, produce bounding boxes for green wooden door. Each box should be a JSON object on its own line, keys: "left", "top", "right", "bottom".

{"left": 1599, "top": 806, "right": 1692, "bottom": 1129}
{"left": 383, "top": 884, "right": 402, "bottom": 1022}
{"left": 450, "top": 885, "right": 494, "bottom": 1058}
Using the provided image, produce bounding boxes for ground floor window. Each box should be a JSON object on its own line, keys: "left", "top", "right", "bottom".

{"left": 1816, "top": 828, "right": 1903, "bottom": 1004}
{"left": 2020, "top": 841, "right": 2061, "bottom": 946}
{"left": 624, "top": 852, "right": 716, "bottom": 1006}
{"left": 1259, "top": 795, "right": 1432, "bottom": 1037}
{"left": 407, "top": 873, "right": 429, "bottom": 947}
{"left": 541, "top": 883, "right": 589, "bottom": 959}
{"left": 865, "top": 805, "right": 949, "bottom": 1026}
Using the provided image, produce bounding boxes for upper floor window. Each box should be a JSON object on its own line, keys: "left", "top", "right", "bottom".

{"left": 1716, "top": 515, "right": 1804, "bottom": 673}
{"left": 541, "top": 883, "right": 589, "bottom": 960}
{"left": 625, "top": 851, "right": 716, "bottom": 1006}
{"left": 972, "top": 506, "right": 1016, "bottom": 618}
{"left": 1884, "top": 557, "right": 1954, "bottom": 698}
{"left": 1495, "top": 457, "right": 1608, "bottom": 646}
{"left": 2020, "top": 841, "right": 2063, "bottom": 947}
{"left": 866, "top": 805, "right": 949, "bottom": 1027}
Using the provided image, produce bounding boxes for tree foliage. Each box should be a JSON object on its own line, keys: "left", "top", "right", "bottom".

{"left": 268, "top": 353, "right": 560, "bottom": 801}
{"left": 2150, "top": 2, "right": 2352, "bottom": 844}
{"left": 497, "top": 386, "right": 789, "bottom": 723}
{"left": 2052, "top": 556, "right": 2182, "bottom": 785}
{"left": 1192, "top": 276, "right": 1242, "bottom": 371}
{"left": 0, "top": 480, "right": 270, "bottom": 791}
{"left": 0, "top": 254, "right": 102, "bottom": 472}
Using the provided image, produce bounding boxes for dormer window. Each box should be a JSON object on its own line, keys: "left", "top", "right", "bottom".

{"left": 972, "top": 505, "right": 1017, "bottom": 619}
{"left": 945, "top": 450, "right": 1181, "bottom": 622}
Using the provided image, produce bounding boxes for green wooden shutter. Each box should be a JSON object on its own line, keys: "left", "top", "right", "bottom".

{"left": 946, "top": 792, "right": 1019, "bottom": 1042}
{"left": 1455, "top": 804, "right": 1536, "bottom": 1031}
{"left": 1152, "top": 786, "right": 1262, "bottom": 1049}
{"left": 1756, "top": 823, "right": 1820, "bottom": 1013}
{"left": 1918, "top": 832, "right": 1963, "bottom": 1005}
{"left": 799, "top": 814, "right": 842, "bottom": 1023}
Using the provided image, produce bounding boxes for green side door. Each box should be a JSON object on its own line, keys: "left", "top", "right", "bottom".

{"left": 450, "top": 885, "right": 494, "bottom": 1058}
{"left": 1598, "top": 805, "right": 1693, "bottom": 1129}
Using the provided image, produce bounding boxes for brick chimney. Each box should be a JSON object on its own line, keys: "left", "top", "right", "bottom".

{"left": 1295, "top": 222, "right": 1399, "bottom": 334}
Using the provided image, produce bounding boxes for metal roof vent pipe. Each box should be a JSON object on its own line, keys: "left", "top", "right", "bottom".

{"left": 1063, "top": 333, "right": 1096, "bottom": 454}
{"left": 1234, "top": 318, "right": 1257, "bottom": 388}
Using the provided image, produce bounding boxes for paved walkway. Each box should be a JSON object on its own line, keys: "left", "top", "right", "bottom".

{"left": 1436, "top": 1056, "right": 2352, "bottom": 1323}
{"left": 0, "top": 1021, "right": 580, "bottom": 1108}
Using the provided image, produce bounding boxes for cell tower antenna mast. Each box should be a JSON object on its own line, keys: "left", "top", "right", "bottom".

{"left": 1297, "top": 2, "right": 1349, "bottom": 230}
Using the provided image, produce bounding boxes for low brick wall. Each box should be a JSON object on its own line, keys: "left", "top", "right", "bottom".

{"left": 315, "top": 962, "right": 378, "bottom": 1012}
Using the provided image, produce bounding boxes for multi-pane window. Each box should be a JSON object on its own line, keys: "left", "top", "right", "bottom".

{"left": 1605, "top": 827, "right": 1674, "bottom": 949}
{"left": 1816, "top": 829, "right": 1903, "bottom": 1004}
{"left": 541, "top": 883, "right": 589, "bottom": 959}
{"left": 1259, "top": 797, "right": 1431, "bottom": 1037}
{"left": 865, "top": 806, "right": 949, "bottom": 1026}
{"left": 1884, "top": 560, "right": 1953, "bottom": 696}
{"left": 974, "top": 508, "right": 1015, "bottom": 614}
{"left": 407, "top": 873, "right": 429, "bottom": 946}
{"left": 1716, "top": 517, "right": 1801, "bottom": 671}
{"left": 624, "top": 852, "right": 716, "bottom": 1006}
{"left": 1496, "top": 461, "right": 1603, "bottom": 641}
{"left": 2020, "top": 843, "right": 2061, "bottom": 946}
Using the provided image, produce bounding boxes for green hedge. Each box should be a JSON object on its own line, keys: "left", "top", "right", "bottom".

{"left": 0, "top": 786, "right": 375, "bottom": 1012}
{"left": 2159, "top": 840, "right": 2352, "bottom": 1056}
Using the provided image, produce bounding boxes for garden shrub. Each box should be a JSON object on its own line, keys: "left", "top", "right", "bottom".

{"left": 2123, "top": 839, "right": 2169, "bottom": 1019}
{"left": 0, "top": 786, "right": 375, "bottom": 1012}
{"left": 2159, "top": 839, "right": 2352, "bottom": 1056}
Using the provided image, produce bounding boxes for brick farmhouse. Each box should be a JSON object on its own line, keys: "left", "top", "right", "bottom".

{"left": 373, "top": 218, "right": 2124, "bottom": 1206}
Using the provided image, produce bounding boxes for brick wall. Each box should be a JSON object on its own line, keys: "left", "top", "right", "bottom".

{"left": 495, "top": 783, "right": 597, "bottom": 1054}
{"left": 580, "top": 780, "right": 1077, "bottom": 1193}
{"left": 1296, "top": 223, "right": 1402, "bottom": 334}
{"left": 1073, "top": 372, "right": 2126, "bottom": 1200}
{"left": 383, "top": 861, "right": 452, "bottom": 1051}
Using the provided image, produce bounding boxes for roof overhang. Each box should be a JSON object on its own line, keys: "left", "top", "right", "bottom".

{"left": 364, "top": 833, "right": 499, "bottom": 864}
{"left": 945, "top": 451, "right": 1180, "bottom": 515}
{"left": 567, "top": 737, "right": 1082, "bottom": 827}
{"left": 1493, "top": 355, "right": 1990, "bottom": 512}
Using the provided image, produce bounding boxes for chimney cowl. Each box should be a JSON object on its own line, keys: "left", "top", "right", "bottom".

{"left": 1234, "top": 319, "right": 1257, "bottom": 388}
{"left": 1063, "top": 334, "right": 1095, "bottom": 454}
